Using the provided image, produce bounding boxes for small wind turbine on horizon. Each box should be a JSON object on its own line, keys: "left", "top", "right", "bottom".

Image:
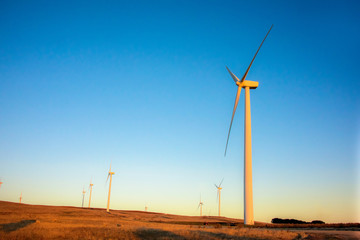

{"left": 197, "top": 195, "right": 204, "bottom": 216}
{"left": 88, "top": 180, "right": 94, "bottom": 208}
{"left": 224, "top": 25, "right": 273, "bottom": 225}
{"left": 106, "top": 163, "right": 115, "bottom": 213}
{"left": 0, "top": 179, "right": 3, "bottom": 189}
{"left": 81, "top": 187, "right": 86, "bottom": 208}
{"left": 19, "top": 192, "right": 22, "bottom": 203}
{"left": 215, "top": 179, "right": 224, "bottom": 216}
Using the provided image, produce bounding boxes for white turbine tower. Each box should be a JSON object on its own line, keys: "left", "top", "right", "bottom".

{"left": 214, "top": 179, "right": 224, "bottom": 216}
{"left": 19, "top": 192, "right": 22, "bottom": 204}
{"left": 224, "top": 25, "right": 273, "bottom": 225}
{"left": 197, "top": 195, "right": 204, "bottom": 216}
{"left": 106, "top": 163, "right": 115, "bottom": 213}
{"left": 88, "top": 180, "right": 94, "bottom": 208}
{"left": 81, "top": 187, "right": 86, "bottom": 208}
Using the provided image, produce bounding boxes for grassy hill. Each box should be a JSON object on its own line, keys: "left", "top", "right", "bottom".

{"left": 0, "top": 201, "right": 358, "bottom": 239}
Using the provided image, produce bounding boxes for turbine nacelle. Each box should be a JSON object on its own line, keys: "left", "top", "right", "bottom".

{"left": 236, "top": 80, "right": 259, "bottom": 89}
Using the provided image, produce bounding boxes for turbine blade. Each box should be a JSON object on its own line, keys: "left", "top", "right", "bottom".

{"left": 214, "top": 184, "right": 218, "bottom": 188}
{"left": 226, "top": 66, "right": 240, "bottom": 83}
{"left": 219, "top": 178, "right": 224, "bottom": 187}
{"left": 224, "top": 86, "right": 242, "bottom": 156}
{"left": 106, "top": 173, "right": 110, "bottom": 183}
{"left": 240, "top": 25, "right": 273, "bottom": 82}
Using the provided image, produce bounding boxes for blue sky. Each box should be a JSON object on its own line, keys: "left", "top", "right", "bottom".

{"left": 0, "top": 0, "right": 359, "bottom": 223}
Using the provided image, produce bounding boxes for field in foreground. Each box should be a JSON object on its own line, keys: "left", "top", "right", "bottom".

{"left": 0, "top": 201, "right": 358, "bottom": 240}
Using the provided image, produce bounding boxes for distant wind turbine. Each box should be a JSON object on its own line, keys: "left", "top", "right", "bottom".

{"left": 197, "top": 195, "right": 204, "bottom": 216}
{"left": 215, "top": 179, "right": 224, "bottom": 216}
{"left": 81, "top": 187, "right": 86, "bottom": 208}
{"left": 224, "top": 25, "right": 273, "bottom": 225}
{"left": 88, "top": 180, "right": 94, "bottom": 208}
{"left": 106, "top": 163, "right": 115, "bottom": 212}
{"left": 19, "top": 192, "right": 22, "bottom": 203}
{"left": 0, "top": 180, "right": 3, "bottom": 189}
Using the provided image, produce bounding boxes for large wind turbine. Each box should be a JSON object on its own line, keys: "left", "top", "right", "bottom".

{"left": 81, "top": 187, "right": 86, "bottom": 208}
{"left": 106, "top": 163, "right": 115, "bottom": 212}
{"left": 88, "top": 180, "right": 94, "bottom": 208}
{"left": 214, "top": 179, "right": 224, "bottom": 216}
{"left": 19, "top": 192, "right": 22, "bottom": 203}
{"left": 224, "top": 25, "right": 273, "bottom": 225}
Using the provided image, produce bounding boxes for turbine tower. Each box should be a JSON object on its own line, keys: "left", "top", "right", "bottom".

{"left": 19, "top": 192, "right": 22, "bottom": 203}
{"left": 0, "top": 180, "right": 3, "bottom": 189}
{"left": 214, "top": 179, "right": 224, "bottom": 216}
{"left": 197, "top": 195, "right": 204, "bottom": 216}
{"left": 224, "top": 25, "right": 273, "bottom": 225}
{"left": 106, "top": 163, "right": 115, "bottom": 212}
{"left": 81, "top": 187, "right": 86, "bottom": 208}
{"left": 88, "top": 180, "right": 94, "bottom": 208}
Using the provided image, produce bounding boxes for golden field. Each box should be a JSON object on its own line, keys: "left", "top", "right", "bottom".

{"left": 0, "top": 201, "right": 358, "bottom": 240}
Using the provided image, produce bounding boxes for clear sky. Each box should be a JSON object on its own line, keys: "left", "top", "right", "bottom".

{"left": 0, "top": 0, "right": 359, "bottom": 223}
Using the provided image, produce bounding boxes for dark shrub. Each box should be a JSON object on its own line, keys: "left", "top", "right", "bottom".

{"left": 271, "top": 218, "right": 282, "bottom": 224}
{"left": 271, "top": 218, "right": 306, "bottom": 224}
{"left": 311, "top": 220, "right": 325, "bottom": 224}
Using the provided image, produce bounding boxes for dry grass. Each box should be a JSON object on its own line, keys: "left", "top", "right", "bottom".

{"left": 0, "top": 201, "right": 357, "bottom": 240}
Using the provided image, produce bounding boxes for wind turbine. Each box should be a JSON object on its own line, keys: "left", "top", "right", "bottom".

{"left": 0, "top": 180, "right": 2, "bottom": 189}
{"left": 88, "top": 179, "right": 94, "bottom": 208}
{"left": 224, "top": 25, "right": 273, "bottom": 225}
{"left": 197, "top": 195, "right": 204, "bottom": 216}
{"left": 214, "top": 179, "right": 224, "bottom": 216}
{"left": 81, "top": 187, "right": 86, "bottom": 208}
{"left": 19, "top": 192, "right": 22, "bottom": 203}
{"left": 106, "top": 163, "right": 115, "bottom": 212}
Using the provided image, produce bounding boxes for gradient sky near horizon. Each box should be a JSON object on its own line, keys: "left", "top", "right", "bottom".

{"left": 0, "top": 0, "right": 359, "bottom": 223}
